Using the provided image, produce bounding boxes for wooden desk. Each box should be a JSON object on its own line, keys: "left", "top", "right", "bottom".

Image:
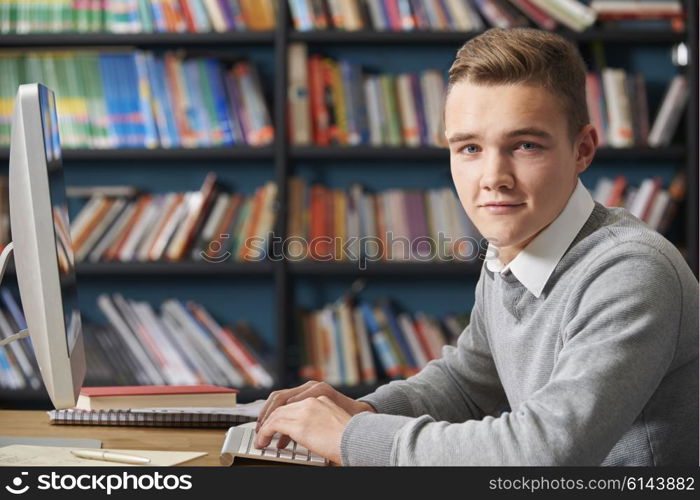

{"left": 0, "top": 410, "right": 229, "bottom": 466}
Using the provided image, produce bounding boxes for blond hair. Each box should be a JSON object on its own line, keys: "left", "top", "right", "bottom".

{"left": 447, "top": 28, "right": 589, "bottom": 142}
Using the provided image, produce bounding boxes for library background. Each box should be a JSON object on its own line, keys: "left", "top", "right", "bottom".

{"left": 0, "top": 0, "right": 697, "bottom": 409}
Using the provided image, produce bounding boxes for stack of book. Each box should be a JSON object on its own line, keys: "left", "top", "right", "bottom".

{"left": 48, "top": 384, "right": 265, "bottom": 428}
{"left": 590, "top": 170, "right": 686, "bottom": 235}
{"left": 587, "top": 70, "right": 688, "bottom": 148}
{"left": 0, "top": 0, "right": 278, "bottom": 33}
{"left": 91, "top": 293, "right": 275, "bottom": 388}
{"left": 288, "top": 43, "right": 447, "bottom": 147}
{"left": 287, "top": 177, "right": 482, "bottom": 263}
{"left": 288, "top": 0, "right": 685, "bottom": 33}
{"left": 75, "top": 384, "right": 239, "bottom": 409}
{"left": 0, "top": 289, "right": 41, "bottom": 392}
{"left": 0, "top": 51, "right": 274, "bottom": 149}
{"left": 65, "top": 174, "right": 277, "bottom": 263}
{"left": 296, "top": 296, "right": 468, "bottom": 386}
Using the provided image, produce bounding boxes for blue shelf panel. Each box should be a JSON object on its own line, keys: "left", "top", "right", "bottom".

{"left": 294, "top": 275, "right": 478, "bottom": 318}
{"left": 73, "top": 277, "right": 278, "bottom": 348}
{"left": 289, "top": 261, "right": 482, "bottom": 277}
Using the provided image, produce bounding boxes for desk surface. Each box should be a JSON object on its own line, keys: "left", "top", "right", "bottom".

{"left": 0, "top": 410, "right": 229, "bottom": 466}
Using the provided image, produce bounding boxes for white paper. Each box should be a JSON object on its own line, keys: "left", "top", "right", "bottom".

{"left": 0, "top": 445, "right": 206, "bottom": 467}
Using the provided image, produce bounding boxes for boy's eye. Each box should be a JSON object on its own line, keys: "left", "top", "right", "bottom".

{"left": 463, "top": 145, "right": 480, "bottom": 154}
{"left": 519, "top": 142, "right": 539, "bottom": 150}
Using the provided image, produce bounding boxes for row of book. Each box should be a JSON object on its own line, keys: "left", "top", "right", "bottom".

{"left": 288, "top": 43, "right": 688, "bottom": 150}
{"left": 296, "top": 296, "right": 468, "bottom": 386}
{"left": 288, "top": 0, "right": 685, "bottom": 33}
{"left": 0, "top": 172, "right": 686, "bottom": 265}
{"left": 0, "top": 0, "right": 277, "bottom": 34}
{"left": 89, "top": 293, "right": 275, "bottom": 388}
{"left": 0, "top": 0, "right": 686, "bottom": 35}
{"left": 0, "top": 51, "right": 685, "bottom": 151}
{"left": 287, "top": 175, "right": 687, "bottom": 262}
{"left": 0, "top": 51, "right": 274, "bottom": 149}
{"left": 288, "top": 44, "right": 448, "bottom": 147}
{"left": 588, "top": 71, "right": 688, "bottom": 148}
{"left": 590, "top": 170, "right": 686, "bottom": 234}
{"left": 287, "top": 177, "right": 482, "bottom": 263}
{"left": 65, "top": 175, "right": 278, "bottom": 263}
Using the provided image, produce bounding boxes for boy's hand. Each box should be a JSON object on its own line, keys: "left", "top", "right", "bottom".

{"left": 255, "top": 381, "right": 376, "bottom": 451}
{"left": 254, "top": 396, "right": 352, "bottom": 465}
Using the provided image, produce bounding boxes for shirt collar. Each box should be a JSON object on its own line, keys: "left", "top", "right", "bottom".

{"left": 485, "top": 178, "right": 595, "bottom": 298}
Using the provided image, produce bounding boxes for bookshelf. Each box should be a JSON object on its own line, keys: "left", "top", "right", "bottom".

{"left": 0, "top": 1, "right": 697, "bottom": 408}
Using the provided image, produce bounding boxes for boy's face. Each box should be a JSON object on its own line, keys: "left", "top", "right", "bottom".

{"left": 444, "top": 80, "right": 595, "bottom": 263}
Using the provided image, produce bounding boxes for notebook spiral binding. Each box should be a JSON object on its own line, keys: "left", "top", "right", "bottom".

{"left": 48, "top": 409, "right": 256, "bottom": 428}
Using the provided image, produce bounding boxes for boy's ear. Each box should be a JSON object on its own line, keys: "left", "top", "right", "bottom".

{"left": 575, "top": 124, "right": 598, "bottom": 175}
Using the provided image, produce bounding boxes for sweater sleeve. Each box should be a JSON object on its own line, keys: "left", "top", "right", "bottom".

{"left": 341, "top": 246, "right": 685, "bottom": 465}
{"left": 354, "top": 268, "right": 507, "bottom": 423}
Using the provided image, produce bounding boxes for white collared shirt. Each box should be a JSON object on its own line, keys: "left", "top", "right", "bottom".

{"left": 484, "top": 178, "right": 595, "bottom": 298}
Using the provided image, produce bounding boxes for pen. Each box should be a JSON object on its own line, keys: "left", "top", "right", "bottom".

{"left": 70, "top": 449, "right": 151, "bottom": 465}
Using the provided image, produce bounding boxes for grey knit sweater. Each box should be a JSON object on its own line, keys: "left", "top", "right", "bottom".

{"left": 341, "top": 202, "right": 699, "bottom": 466}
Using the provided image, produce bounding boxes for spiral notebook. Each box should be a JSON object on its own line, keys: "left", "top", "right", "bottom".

{"left": 47, "top": 400, "right": 264, "bottom": 428}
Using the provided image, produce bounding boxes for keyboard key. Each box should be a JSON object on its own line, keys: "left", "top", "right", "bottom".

{"left": 293, "top": 443, "right": 309, "bottom": 461}
{"left": 277, "top": 440, "right": 294, "bottom": 460}
{"left": 262, "top": 437, "right": 279, "bottom": 457}
{"left": 249, "top": 442, "right": 265, "bottom": 456}
{"left": 309, "top": 453, "right": 326, "bottom": 463}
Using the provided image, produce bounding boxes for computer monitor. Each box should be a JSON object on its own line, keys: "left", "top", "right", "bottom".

{"left": 7, "top": 83, "right": 86, "bottom": 409}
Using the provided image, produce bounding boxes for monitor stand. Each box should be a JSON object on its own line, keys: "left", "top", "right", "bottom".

{"left": 0, "top": 242, "right": 30, "bottom": 347}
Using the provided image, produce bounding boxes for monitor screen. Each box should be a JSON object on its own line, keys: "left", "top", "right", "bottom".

{"left": 39, "top": 86, "right": 81, "bottom": 356}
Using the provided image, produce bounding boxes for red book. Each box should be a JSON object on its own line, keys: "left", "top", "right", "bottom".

{"left": 178, "top": 0, "right": 198, "bottom": 32}
{"left": 323, "top": 59, "right": 344, "bottom": 146}
{"left": 411, "top": 317, "right": 436, "bottom": 360}
{"left": 508, "top": 0, "right": 557, "bottom": 30}
{"left": 105, "top": 194, "right": 151, "bottom": 261}
{"left": 640, "top": 177, "right": 662, "bottom": 223}
{"left": 384, "top": 0, "right": 403, "bottom": 31}
{"left": 185, "top": 301, "right": 263, "bottom": 387}
{"left": 308, "top": 55, "right": 329, "bottom": 146}
{"left": 238, "top": 187, "right": 265, "bottom": 261}
{"left": 606, "top": 175, "right": 628, "bottom": 207}
{"left": 76, "top": 384, "right": 239, "bottom": 410}
{"left": 586, "top": 73, "right": 607, "bottom": 148}
{"left": 166, "top": 172, "right": 219, "bottom": 261}
{"left": 309, "top": 185, "right": 325, "bottom": 260}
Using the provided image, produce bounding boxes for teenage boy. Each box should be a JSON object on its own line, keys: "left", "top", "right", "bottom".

{"left": 253, "top": 28, "right": 699, "bottom": 466}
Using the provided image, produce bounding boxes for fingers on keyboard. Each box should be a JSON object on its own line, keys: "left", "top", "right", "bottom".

{"left": 230, "top": 427, "right": 328, "bottom": 465}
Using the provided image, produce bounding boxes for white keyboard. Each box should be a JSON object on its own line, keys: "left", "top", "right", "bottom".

{"left": 220, "top": 425, "right": 329, "bottom": 466}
